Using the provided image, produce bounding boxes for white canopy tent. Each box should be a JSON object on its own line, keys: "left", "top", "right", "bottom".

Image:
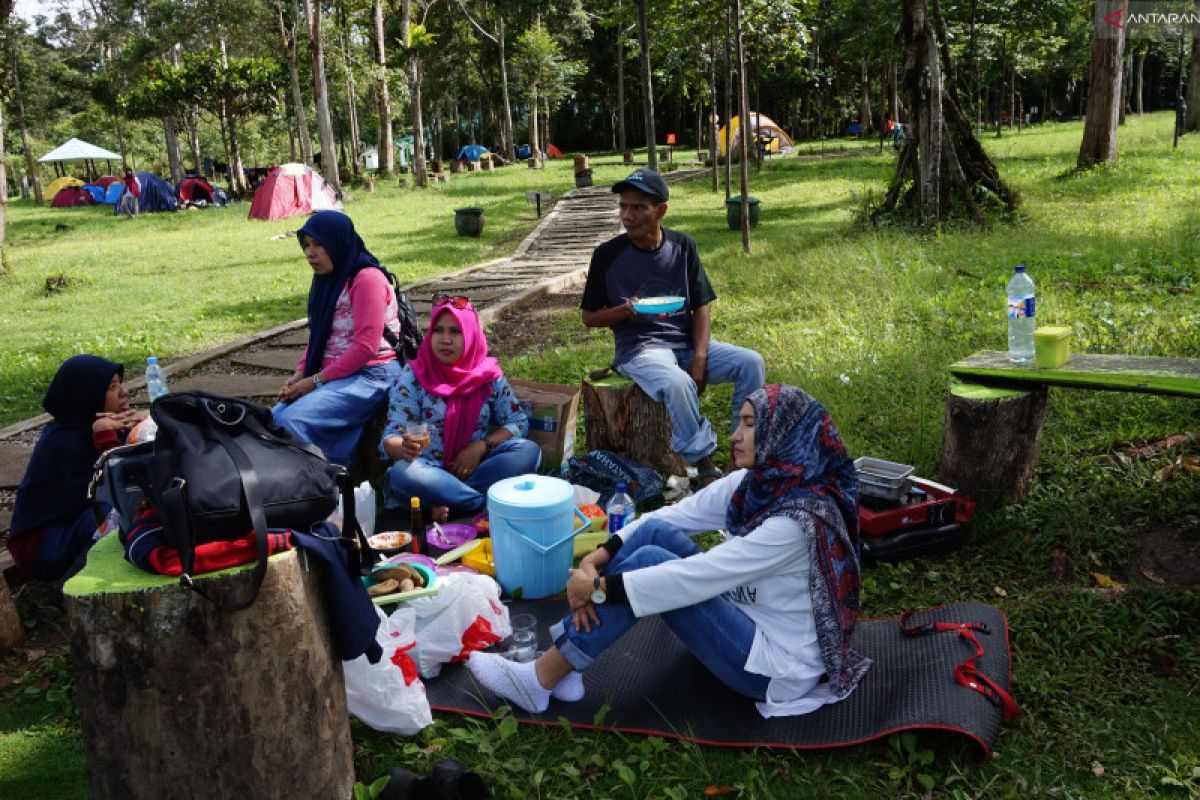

{"left": 38, "top": 137, "right": 122, "bottom": 179}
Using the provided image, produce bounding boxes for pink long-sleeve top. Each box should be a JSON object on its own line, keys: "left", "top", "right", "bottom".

{"left": 297, "top": 267, "right": 400, "bottom": 381}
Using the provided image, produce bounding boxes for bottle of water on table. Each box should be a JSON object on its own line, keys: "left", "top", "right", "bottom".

{"left": 607, "top": 483, "right": 636, "bottom": 533}
{"left": 1006, "top": 264, "right": 1035, "bottom": 363}
{"left": 145, "top": 356, "right": 169, "bottom": 401}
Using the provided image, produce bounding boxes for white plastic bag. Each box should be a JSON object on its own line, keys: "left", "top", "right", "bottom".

{"left": 343, "top": 605, "right": 433, "bottom": 735}
{"left": 408, "top": 573, "right": 512, "bottom": 679}
{"left": 328, "top": 480, "right": 377, "bottom": 538}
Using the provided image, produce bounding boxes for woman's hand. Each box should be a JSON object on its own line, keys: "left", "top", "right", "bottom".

{"left": 447, "top": 439, "right": 486, "bottom": 480}
{"left": 383, "top": 435, "right": 422, "bottom": 462}
{"left": 566, "top": 568, "right": 601, "bottom": 633}
{"left": 278, "top": 373, "right": 317, "bottom": 404}
{"left": 93, "top": 410, "right": 144, "bottom": 433}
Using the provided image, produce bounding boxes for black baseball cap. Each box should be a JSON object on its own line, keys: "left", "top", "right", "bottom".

{"left": 611, "top": 168, "right": 669, "bottom": 203}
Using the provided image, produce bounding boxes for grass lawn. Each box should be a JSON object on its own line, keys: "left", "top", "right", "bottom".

{"left": 3, "top": 114, "right": 1199, "bottom": 798}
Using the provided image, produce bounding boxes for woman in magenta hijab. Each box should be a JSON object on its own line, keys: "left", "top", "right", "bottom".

{"left": 381, "top": 294, "right": 540, "bottom": 522}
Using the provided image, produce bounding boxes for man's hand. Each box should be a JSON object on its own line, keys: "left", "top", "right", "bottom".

{"left": 688, "top": 353, "right": 708, "bottom": 396}
{"left": 448, "top": 439, "right": 486, "bottom": 480}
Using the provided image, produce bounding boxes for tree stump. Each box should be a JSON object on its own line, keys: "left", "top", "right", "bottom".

{"left": 939, "top": 381, "right": 1048, "bottom": 505}
{"left": 582, "top": 373, "right": 688, "bottom": 478}
{"left": 65, "top": 545, "right": 355, "bottom": 800}
{"left": 0, "top": 573, "right": 23, "bottom": 652}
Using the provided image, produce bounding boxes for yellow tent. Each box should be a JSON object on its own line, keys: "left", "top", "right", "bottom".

{"left": 46, "top": 176, "right": 85, "bottom": 198}
{"left": 718, "top": 113, "right": 795, "bottom": 158}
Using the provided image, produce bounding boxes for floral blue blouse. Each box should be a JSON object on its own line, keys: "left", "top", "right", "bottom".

{"left": 380, "top": 365, "right": 529, "bottom": 464}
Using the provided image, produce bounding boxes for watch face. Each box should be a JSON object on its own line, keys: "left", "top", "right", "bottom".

{"left": 590, "top": 589, "right": 606, "bottom": 605}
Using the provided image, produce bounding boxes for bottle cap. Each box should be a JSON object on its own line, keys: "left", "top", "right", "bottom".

{"left": 147, "top": 356, "right": 159, "bottom": 364}
{"left": 1014, "top": 264, "right": 1026, "bottom": 273}
{"left": 615, "top": 482, "right": 627, "bottom": 492}
{"left": 410, "top": 497, "right": 421, "bottom": 508}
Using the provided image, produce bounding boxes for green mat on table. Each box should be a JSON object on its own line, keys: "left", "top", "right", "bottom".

{"left": 62, "top": 532, "right": 283, "bottom": 598}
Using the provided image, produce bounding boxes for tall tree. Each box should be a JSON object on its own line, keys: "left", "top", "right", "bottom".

{"left": 455, "top": 0, "right": 514, "bottom": 161}
{"left": 1077, "top": 0, "right": 1127, "bottom": 168}
{"left": 399, "top": 0, "right": 431, "bottom": 186}
{"left": 637, "top": 0, "right": 656, "bottom": 169}
{"left": 276, "top": 0, "right": 313, "bottom": 166}
{"left": 307, "top": 0, "right": 340, "bottom": 189}
{"left": 10, "top": 30, "right": 43, "bottom": 205}
{"left": 1187, "top": 1, "right": 1200, "bottom": 131}
{"left": 0, "top": 0, "right": 16, "bottom": 273}
{"left": 874, "top": 0, "right": 1015, "bottom": 224}
{"left": 734, "top": 0, "right": 751, "bottom": 252}
{"left": 372, "top": 0, "right": 393, "bottom": 174}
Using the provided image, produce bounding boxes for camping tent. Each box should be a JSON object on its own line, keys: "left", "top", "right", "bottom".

{"left": 178, "top": 175, "right": 215, "bottom": 204}
{"left": 456, "top": 144, "right": 489, "bottom": 163}
{"left": 46, "top": 176, "right": 84, "bottom": 198}
{"left": 718, "top": 113, "right": 795, "bottom": 158}
{"left": 103, "top": 182, "right": 125, "bottom": 204}
{"left": 248, "top": 163, "right": 343, "bottom": 221}
{"left": 51, "top": 186, "right": 95, "bottom": 207}
{"left": 114, "top": 172, "right": 178, "bottom": 215}
{"left": 546, "top": 143, "right": 563, "bottom": 159}
{"left": 81, "top": 185, "right": 107, "bottom": 203}
{"left": 95, "top": 176, "right": 121, "bottom": 189}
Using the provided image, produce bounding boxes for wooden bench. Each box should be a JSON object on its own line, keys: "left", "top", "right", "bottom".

{"left": 941, "top": 351, "right": 1200, "bottom": 503}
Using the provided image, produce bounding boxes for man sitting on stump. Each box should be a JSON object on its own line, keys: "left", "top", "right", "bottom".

{"left": 581, "top": 168, "right": 766, "bottom": 486}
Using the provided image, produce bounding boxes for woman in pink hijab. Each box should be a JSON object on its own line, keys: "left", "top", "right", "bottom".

{"left": 381, "top": 294, "right": 540, "bottom": 522}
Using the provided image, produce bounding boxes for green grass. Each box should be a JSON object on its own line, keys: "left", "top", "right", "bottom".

{"left": 3, "top": 114, "right": 1200, "bottom": 798}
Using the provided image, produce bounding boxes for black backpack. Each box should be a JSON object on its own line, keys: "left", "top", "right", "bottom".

{"left": 381, "top": 269, "right": 423, "bottom": 363}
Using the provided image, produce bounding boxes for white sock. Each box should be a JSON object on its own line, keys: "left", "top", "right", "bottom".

{"left": 466, "top": 652, "right": 552, "bottom": 713}
{"left": 550, "top": 671, "right": 585, "bottom": 703}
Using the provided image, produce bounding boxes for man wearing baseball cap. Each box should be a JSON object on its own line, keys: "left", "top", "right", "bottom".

{"left": 581, "top": 168, "right": 765, "bottom": 486}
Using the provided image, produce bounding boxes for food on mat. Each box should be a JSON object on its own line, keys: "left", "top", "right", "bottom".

{"left": 368, "top": 579, "right": 400, "bottom": 597}
{"left": 368, "top": 531, "right": 412, "bottom": 552}
{"left": 372, "top": 564, "right": 426, "bottom": 588}
{"left": 577, "top": 503, "right": 608, "bottom": 532}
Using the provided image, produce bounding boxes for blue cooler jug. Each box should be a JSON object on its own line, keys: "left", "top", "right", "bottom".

{"left": 487, "top": 474, "right": 588, "bottom": 599}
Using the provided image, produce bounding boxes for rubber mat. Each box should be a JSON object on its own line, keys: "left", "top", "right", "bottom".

{"left": 425, "top": 600, "right": 1014, "bottom": 757}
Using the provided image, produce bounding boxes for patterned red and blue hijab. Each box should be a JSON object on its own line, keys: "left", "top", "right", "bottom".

{"left": 727, "top": 384, "right": 870, "bottom": 700}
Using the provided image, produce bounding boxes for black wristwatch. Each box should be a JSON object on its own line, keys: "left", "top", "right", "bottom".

{"left": 482, "top": 438, "right": 496, "bottom": 455}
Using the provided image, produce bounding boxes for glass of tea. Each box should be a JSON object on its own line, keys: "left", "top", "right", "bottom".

{"left": 405, "top": 422, "right": 431, "bottom": 452}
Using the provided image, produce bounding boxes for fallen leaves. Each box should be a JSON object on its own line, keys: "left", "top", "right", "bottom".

{"left": 1091, "top": 572, "right": 1126, "bottom": 590}
{"left": 993, "top": 585, "right": 1009, "bottom": 598}
{"left": 704, "top": 786, "right": 736, "bottom": 796}
{"left": 1155, "top": 455, "right": 1200, "bottom": 483}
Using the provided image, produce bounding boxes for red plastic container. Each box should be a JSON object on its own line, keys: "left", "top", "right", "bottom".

{"left": 858, "top": 477, "right": 976, "bottom": 538}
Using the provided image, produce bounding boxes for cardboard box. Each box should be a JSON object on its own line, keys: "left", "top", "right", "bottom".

{"left": 509, "top": 379, "right": 581, "bottom": 475}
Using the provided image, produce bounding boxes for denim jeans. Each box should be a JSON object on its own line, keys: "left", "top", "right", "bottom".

{"left": 616, "top": 341, "right": 765, "bottom": 463}
{"left": 549, "top": 517, "right": 770, "bottom": 701}
{"left": 382, "top": 438, "right": 542, "bottom": 512}
{"left": 271, "top": 361, "right": 401, "bottom": 466}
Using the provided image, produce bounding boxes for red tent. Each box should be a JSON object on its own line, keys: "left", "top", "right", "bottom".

{"left": 247, "top": 163, "right": 343, "bottom": 221}
{"left": 178, "top": 176, "right": 215, "bottom": 203}
{"left": 95, "top": 176, "right": 121, "bottom": 189}
{"left": 51, "top": 186, "right": 96, "bottom": 207}
{"left": 547, "top": 143, "right": 564, "bottom": 158}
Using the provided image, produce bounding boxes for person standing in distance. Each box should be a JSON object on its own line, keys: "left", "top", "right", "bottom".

{"left": 580, "top": 168, "right": 766, "bottom": 486}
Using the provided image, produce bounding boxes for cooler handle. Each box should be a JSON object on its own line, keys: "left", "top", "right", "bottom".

{"left": 509, "top": 508, "right": 589, "bottom": 557}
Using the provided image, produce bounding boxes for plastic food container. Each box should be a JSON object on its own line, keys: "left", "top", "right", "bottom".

{"left": 462, "top": 537, "right": 496, "bottom": 576}
{"left": 577, "top": 504, "right": 607, "bottom": 532}
{"left": 488, "top": 475, "right": 588, "bottom": 599}
{"left": 632, "top": 296, "right": 685, "bottom": 315}
{"left": 854, "top": 457, "right": 915, "bottom": 503}
{"left": 1034, "top": 325, "right": 1072, "bottom": 369}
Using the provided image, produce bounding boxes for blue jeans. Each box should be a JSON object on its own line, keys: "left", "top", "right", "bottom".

{"left": 616, "top": 342, "right": 765, "bottom": 463}
{"left": 271, "top": 361, "right": 401, "bottom": 466}
{"left": 382, "top": 438, "right": 542, "bottom": 512}
{"left": 549, "top": 518, "right": 770, "bottom": 701}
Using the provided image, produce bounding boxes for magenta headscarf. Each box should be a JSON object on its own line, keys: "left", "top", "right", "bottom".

{"left": 409, "top": 303, "right": 502, "bottom": 465}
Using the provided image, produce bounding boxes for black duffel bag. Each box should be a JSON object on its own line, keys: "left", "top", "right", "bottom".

{"left": 148, "top": 390, "right": 357, "bottom": 610}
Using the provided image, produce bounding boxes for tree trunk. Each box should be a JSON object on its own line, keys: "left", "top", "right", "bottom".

{"left": 339, "top": 2, "right": 361, "bottom": 180}
{"left": 1077, "top": 0, "right": 1127, "bottom": 168}
{"left": 617, "top": 7, "right": 626, "bottom": 155}
{"left": 188, "top": 111, "right": 202, "bottom": 173}
{"left": 163, "top": 116, "right": 184, "bottom": 185}
{"left": 1134, "top": 51, "right": 1144, "bottom": 115}
{"left": 0, "top": 0, "right": 12, "bottom": 270}
{"left": 1119, "top": 51, "right": 1132, "bottom": 124}
{"left": 227, "top": 113, "right": 248, "bottom": 197}
{"left": 875, "top": 0, "right": 1016, "bottom": 225}
{"left": 939, "top": 385, "right": 1048, "bottom": 505}
{"left": 1187, "top": 16, "right": 1200, "bottom": 131}
{"left": 308, "top": 0, "right": 341, "bottom": 189}
{"left": 735, "top": 0, "right": 751, "bottom": 253}
{"left": 13, "top": 57, "right": 42, "bottom": 205}
{"left": 0, "top": 574, "right": 22, "bottom": 651}
{"left": 529, "top": 85, "right": 540, "bottom": 157}
{"left": 582, "top": 378, "right": 688, "bottom": 479}
{"left": 373, "top": 0, "right": 394, "bottom": 175}
{"left": 401, "top": 0, "right": 427, "bottom": 187}
{"left": 637, "top": 0, "right": 656, "bottom": 169}
{"left": 723, "top": 6, "right": 732, "bottom": 198}
{"left": 498, "top": 13, "right": 514, "bottom": 162}
{"left": 860, "top": 59, "right": 872, "bottom": 135}
{"left": 709, "top": 51, "right": 718, "bottom": 191}
{"left": 280, "top": 0, "right": 313, "bottom": 167}
{"left": 66, "top": 550, "right": 355, "bottom": 800}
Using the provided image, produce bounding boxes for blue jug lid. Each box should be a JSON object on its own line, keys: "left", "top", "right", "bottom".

{"left": 488, "top": 474, "right": 574, "bottom": 511}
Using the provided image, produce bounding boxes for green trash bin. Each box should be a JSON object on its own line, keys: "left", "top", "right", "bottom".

{"left": 725, "top": 196, "right": 760, "bottom": 229}
{"left": 454, "top": 207, "right": 485, "bottom": 237}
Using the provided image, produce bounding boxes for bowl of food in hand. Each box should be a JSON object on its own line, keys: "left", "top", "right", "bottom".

{"left": 368, "top": 530, "right": 412, "bottom": 556}
{"left": 632, "top": 296, "right": 685, "bottom": 315}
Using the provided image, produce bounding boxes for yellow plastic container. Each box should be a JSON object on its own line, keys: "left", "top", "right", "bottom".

{"left": 462, "top": 537, "right": 495, "bottom": 576}
{"left": 1033, "top": 325, "right": 1072, "bottom": 369}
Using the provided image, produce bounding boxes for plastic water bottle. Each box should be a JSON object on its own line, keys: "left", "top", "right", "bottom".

{"left": 145, "top": 356, "right": 169, "bottom": 401}
{"left": 606, "top": 483, "right": 636, "bottom": 533}
{"left": 1006, "top": 265, "right": 1036, "bottom": 363}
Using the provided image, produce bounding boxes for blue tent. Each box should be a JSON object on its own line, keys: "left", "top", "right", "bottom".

{"left": 81, "top": 185, "right": 106, "bottom": 203}
{"left": 114, "top": 172, "right": 178, "bottom": 215}
{"left": 456, "top": 144, "right": 489, "bottom": 162}
{"left": 103, "top": 182, "right": 125, "bottom": 204}
{"left": 515, "top": 145, "right": 532, "bottom": 159}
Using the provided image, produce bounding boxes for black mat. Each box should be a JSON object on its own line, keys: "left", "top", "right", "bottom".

{"left": 425, "top": 601, "right": 1014, "bottom": 757}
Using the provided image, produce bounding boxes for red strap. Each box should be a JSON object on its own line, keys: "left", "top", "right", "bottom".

{"left": 899, "top": 610, "right": 991, "bottom": 637}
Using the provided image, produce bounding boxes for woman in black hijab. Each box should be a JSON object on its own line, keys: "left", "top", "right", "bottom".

{"left": 8, "top": 355, "right": 144, "bottom": 581}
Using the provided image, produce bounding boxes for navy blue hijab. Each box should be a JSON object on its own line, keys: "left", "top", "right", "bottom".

{"left": 11, "top": 355, "right": 123, "bottom": 534}
{"left": 298, "top": 211, "right": 385, "bottom": 377}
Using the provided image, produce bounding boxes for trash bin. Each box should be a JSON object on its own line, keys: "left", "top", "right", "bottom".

{"left": 725, "top": 196, "right": 760, "bottom": 229}
{"left": 574, "top": 168, "right": 594, "bottom": 189}
{"left": 454, "top": 207, "right": 485, "bottom": 237}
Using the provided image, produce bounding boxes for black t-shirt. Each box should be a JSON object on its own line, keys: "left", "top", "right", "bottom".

{"left": 581, "top": 228, "right": 717, "bottom": 366}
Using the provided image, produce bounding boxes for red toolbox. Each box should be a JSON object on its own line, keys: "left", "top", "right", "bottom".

{"left": 858, "top": 477, "right": 976, "bottom": 538}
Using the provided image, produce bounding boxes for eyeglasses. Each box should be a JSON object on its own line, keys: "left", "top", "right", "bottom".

{"left": 432, "top": 293, "right": 471, "bottom": 309}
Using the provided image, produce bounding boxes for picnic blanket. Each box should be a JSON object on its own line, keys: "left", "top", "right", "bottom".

{"left": 425, "top": 600, "right": 1015, "bottom": 757}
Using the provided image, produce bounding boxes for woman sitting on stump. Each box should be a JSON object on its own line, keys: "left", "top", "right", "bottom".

{"left": 467, "top": 384, "right": 871, "bottom": 717}
{"left": 273, "top": 211, "right": 401, "bottom": 466}
{"left": 9, "top": 355, "right": 146, "bottom": 583}
{"left": 381, "top": 294, "right": 540, "bottom": 523}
